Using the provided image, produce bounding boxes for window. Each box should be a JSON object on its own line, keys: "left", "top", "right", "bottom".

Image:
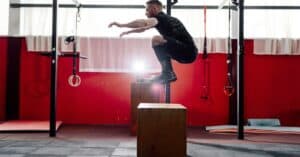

{"left": 0, "top": 0, "right": 9, "bottom": 36}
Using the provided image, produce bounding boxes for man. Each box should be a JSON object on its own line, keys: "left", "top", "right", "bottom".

{"left": 109, "top": 0, "right": 198, "bottom": 83}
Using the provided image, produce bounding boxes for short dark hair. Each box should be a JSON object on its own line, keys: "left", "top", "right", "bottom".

{"left": 146, "top": 0, "right": 163, "bottom": 7}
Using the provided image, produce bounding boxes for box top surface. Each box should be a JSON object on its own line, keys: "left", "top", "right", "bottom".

{"left": 138, "top": 103, "right": 186, "bottom": 109}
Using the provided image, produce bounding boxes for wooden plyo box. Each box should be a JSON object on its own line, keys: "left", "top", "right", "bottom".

{"left": 137, "top": 103, "right": 186, "bottom": 157}
{"left": 131, "top": 82, "right": 161, "bottom": 135}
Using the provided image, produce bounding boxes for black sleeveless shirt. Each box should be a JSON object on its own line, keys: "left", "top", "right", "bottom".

{"left": 154, "top": 12, "right": 196, "bottom": 48}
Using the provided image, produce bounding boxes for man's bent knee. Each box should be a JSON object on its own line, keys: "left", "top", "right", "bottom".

{"left": 152, "top": 35, "right": 167, "bottom": 46}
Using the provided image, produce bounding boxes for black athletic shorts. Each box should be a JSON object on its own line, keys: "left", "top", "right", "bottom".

{"left": 163, "top": 36, "right": 198, "bottom": 63}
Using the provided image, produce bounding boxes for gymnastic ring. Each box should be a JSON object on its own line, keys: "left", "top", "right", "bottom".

{"left": 68, "top": 74, "right": 81, "bottom": 87}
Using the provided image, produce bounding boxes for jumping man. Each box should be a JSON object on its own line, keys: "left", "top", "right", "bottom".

{"left": 109, "top": 0, "right": 198, "bottom": 83}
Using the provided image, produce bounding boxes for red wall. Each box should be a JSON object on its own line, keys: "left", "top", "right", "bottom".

{"left": 0, "top": 37, "right": 7, "bottom": 121}
{"left": 245, "top": 40, "right": 300, "bottom": 126}
{"left": 1, "top": 37, "right": 300, "bottom": 126}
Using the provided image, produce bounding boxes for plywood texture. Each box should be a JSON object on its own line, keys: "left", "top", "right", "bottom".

{"left": 137, "top": 103, "right": 186, "bottom": 157}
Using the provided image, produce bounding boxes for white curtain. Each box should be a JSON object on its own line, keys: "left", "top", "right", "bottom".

{"left": 26, "top": 36, "right": 228, "bottom": 72}
{"left": 254, "top": 39, "right": 300, "bottom": 55}
{"left": 79, "top": 37, "right": 159, "bottom": 73}
{"left": 248, "top": 9, "right": 300, "bottom": 55}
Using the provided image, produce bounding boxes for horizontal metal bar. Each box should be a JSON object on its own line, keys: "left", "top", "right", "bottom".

{"left": 10, "top": 4, "right": 145, "bottom": 9}
{"left": 10, "top": 3, "right": 300, "bottom": 10}
{"left": 244, "top": 6, "right": 300, "bottom": 10}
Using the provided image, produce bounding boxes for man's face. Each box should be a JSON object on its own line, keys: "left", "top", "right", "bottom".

{"left": 145, "top": 4, "right": 157, "bottom": 18}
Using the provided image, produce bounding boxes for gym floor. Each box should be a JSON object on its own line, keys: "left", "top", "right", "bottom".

{"left": 0, "top": 125, "right": 299, "bottom": 157}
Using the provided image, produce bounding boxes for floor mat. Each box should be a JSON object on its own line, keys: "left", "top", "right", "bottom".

{"left": 0, "top": 120, "right": 62, "bottom": 132}
{"left": 206, "top": 125, "right": 300, "bottom": 135}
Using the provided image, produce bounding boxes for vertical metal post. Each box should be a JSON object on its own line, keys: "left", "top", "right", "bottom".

{"left": 167, "top": 0, "right": 178, "bottom": 15}
{"left": 50, "top": 0, "right": 58, "bottom": 137}
{"left": 165, "top": 0, "right": 173, "bottom": 103}
{"left": 165, "top": 84, "right": 171, "bottom": 103}
{"left": 237, "top": 0, "right": 244, "bottom": 140}
{"left": 166, "top": 0, "right": 171, "bottom": 15}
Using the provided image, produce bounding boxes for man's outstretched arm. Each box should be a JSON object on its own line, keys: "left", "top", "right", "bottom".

{"left": 119, "top": 25, "right": 152, "bottom": 37}
{"left": 109, "top": 18, "right": 157, "bottom": 28}
{"left": 109, "top": 18, "right": 158, "bottom": 37}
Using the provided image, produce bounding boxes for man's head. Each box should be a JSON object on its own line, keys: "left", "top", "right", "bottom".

{"left": 145, "top": 0, "right": 163, "bottom": 18}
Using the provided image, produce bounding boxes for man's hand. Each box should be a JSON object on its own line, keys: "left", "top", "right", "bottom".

{"left": 120, "top": 31, "right": 129, "bottom": 37}
{"left": 108, "top": 22, "right": 122, "bottom": 28}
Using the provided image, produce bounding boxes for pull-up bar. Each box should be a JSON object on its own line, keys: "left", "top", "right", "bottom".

{"left": 48, "top": 0, "right": 180, "bottom": 136}
{"left": 48, "top": 0, "right": 245, "bottom": 138}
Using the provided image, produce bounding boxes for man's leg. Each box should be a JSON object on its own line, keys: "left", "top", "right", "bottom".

{"left": 151, "top": 36, "right": 177, "bottom": 83}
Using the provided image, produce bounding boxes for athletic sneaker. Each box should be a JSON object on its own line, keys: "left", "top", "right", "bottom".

{"left": 150, "top": 71, "right": 177, "bottom": 84}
